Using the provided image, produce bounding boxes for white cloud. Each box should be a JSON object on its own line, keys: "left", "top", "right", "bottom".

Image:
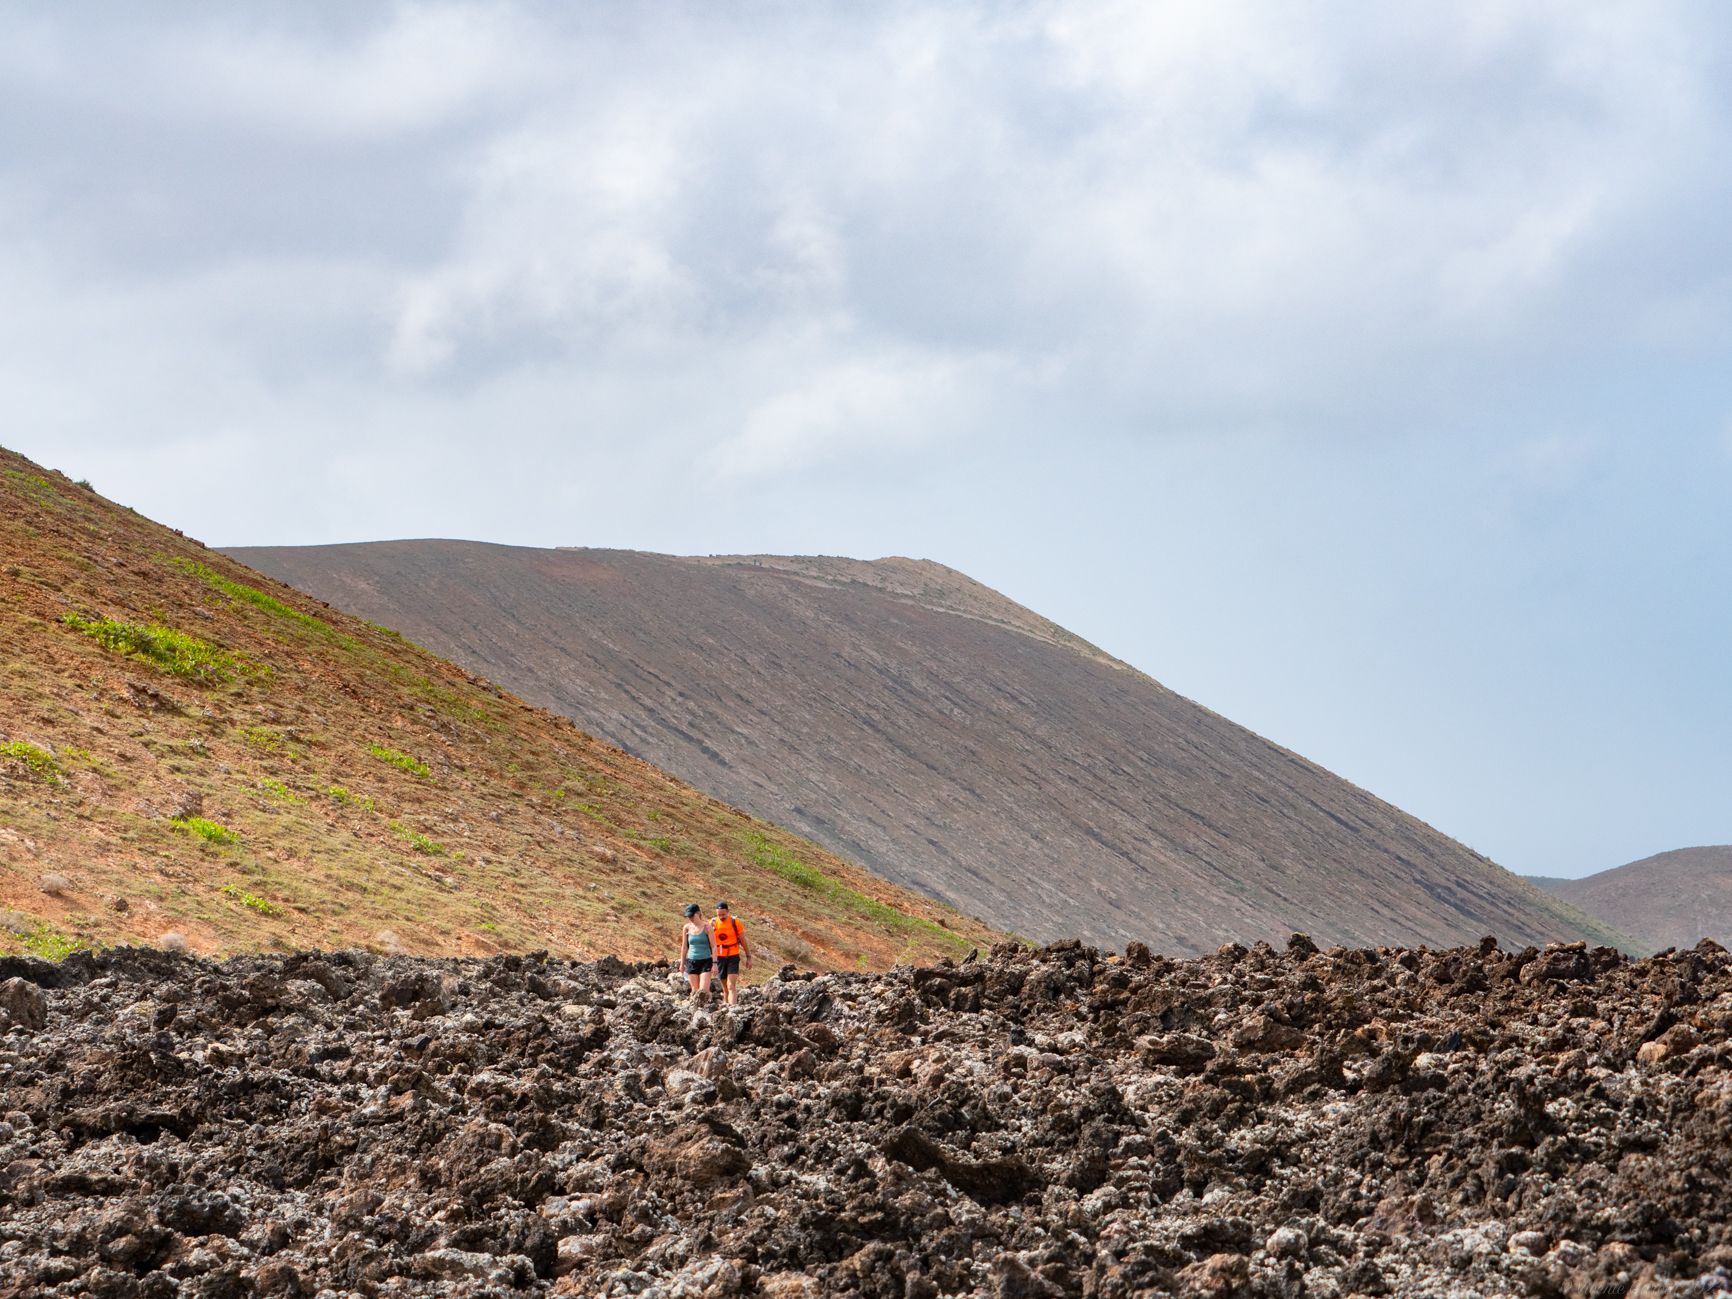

{"left": 2, "top": 0, "right": 1729, "bottom": 509}
{"left": 708, "top": 350, "right": 1001, "bottom": 482}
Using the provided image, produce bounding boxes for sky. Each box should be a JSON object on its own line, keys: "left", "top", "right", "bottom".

{"left": 4, "top": 1, "right": 1729, "bottom": 878}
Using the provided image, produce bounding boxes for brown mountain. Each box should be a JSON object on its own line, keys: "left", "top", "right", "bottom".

{"left": 0, "top": 446, "right": 996, "bottom": 967}
{"left": 227, "top": 540, "right": 1624, "bottom": 955}
{"left": 1530, "top": 846, "right": 1732, "bottom": 953}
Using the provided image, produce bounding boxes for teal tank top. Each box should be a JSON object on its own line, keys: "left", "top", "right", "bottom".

{"left": 686, "top": 926, "right": 712, "bottom": 960}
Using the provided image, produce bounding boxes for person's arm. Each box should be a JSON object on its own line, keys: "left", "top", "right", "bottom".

{"left": 740, "top": 923, "right": 752, "bottom": 969}
{"left": 675, "top": 925, "right": 687, "bottom": 968}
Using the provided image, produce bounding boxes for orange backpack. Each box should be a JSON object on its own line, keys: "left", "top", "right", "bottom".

{"left": 713, "top": 916, "right": 743, "bottom": 957}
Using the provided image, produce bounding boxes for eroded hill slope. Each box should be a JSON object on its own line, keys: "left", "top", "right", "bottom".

{"left": 0, "top": 448, "right": 996, "bottom": 967}
{"left": 230, "top": 540, "right": 1624, "bottom": 954}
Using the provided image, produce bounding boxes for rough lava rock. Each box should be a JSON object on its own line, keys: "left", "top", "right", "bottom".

{"left": 0, "top": 936, "right": 1729, "bottom": 1296}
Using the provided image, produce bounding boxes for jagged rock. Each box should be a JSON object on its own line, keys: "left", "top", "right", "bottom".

{"left": 0, "top": 976, "right": 47, "bottom": 1029}
{"left": 1138, "top": 1032, "right": 1217, "bottom": 1069}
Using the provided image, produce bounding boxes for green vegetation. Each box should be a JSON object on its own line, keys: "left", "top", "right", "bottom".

{"left": 740, "top": 830, "right": 964, "bottom": 948}
{"left": 171, "top": 556, "right": 335, "bottom": 635}
{"left": 390, "top": 822, "right": 451, "bottom": 856}
{"left": 621, "top": 825, "right": 676, "bottom": 852}
{"left": 172, "top": 815, "right": 239, "bottom": 845}
{"left": 743, "top": 830, "right": 827, "bottom": 889}
{"left": 220, "top": 882, "right": 282, "bottom": 916}
{"left": 2, "top": 468, "right": 60, "bottom": 505}
{"left": 258, "top": 778, "right": 299, "bottom": 804}
{"left": 326, "top": 785, "right": 376, "bottom": 812}
{"left": 63, "top": 613, "right": 247, "bottom": 683}
{"left": 243, "top": 727, "right": 284, "bottom": 752}
{"left": 0, "top": 740, "right": 62, "bottom": 783}
{"left": 7, "top": 921, "right": 84, "bottom": 961}
{"left": 369, "top": 744, "right": 431, "bottom": 780}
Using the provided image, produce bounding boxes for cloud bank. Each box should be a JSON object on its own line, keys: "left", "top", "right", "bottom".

{"left": 4, "top": 1, "right": 1729, "bottom": 509}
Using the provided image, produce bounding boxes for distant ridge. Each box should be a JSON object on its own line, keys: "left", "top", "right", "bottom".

{"left": 230, "top": 539, "right": 1628, "bottom": 954}
{"left": 1530, "top": 846, "right": 1732, "bottom": 954}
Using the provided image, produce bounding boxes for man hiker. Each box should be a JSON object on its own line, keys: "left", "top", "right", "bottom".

{"left": 711, "top": 900, "right": 751, "bottom": 1006}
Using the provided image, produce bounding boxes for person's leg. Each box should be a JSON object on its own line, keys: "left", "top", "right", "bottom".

{"left": 698, "top": 970, "right": 712, "bottom": 997}
{"left": 686, "top": 970, "right": 699, "bottom": 996}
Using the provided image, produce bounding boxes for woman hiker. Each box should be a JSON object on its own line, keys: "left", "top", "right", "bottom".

{"left": 711, "top": 900, "right": 751, "bottom": 1006}
{"left": 677, "top": 903, "right": 713, "bottom": 998}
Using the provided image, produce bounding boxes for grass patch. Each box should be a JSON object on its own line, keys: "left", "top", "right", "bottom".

{"left": 390, "top": 822, "right": 451, "bottom": 856}
{"left": 172, "top": 815, "right": 239, "bottom": 844}
{"left": 739, "top": 830, "right": 965, "bottom": 948}
{"left": 63, "top": 613, "right": 249, "bottom": 684}
{"left": 242, "top": 727, "right": 284, "bottom": 752}
{"left": 326, "top": 785, "right": 376, "bottom": 812}
{"left": 2, "top": 468, "right": 60, "bottom": 506}
{"left": 171, "top": 557, "right": 337, "bottom": 637}
{"left": 742, "top": 830, "right": 828, "bottom": 889}
{"left": 369, "top": 744, "right": 431, "bottom": 780}
{"left": 257, "top": 777, "right": 299, "bottom": 804}
{"left": 220, "top": 882, "right": 282, "bottom": 915}
{"left": 0, "top": 740, "right": 62, "bottom": 783}
{"left": 6, "top": 921, "right": 85, "bottom": 961}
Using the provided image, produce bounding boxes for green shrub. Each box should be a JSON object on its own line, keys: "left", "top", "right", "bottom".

{"left": 739, "top": 830, "right": 964, "bottom": 948}
{"left": 242, "top": 727, "right": 284, "bottom": 752}
{"left": 369, "top": 744, "right": 431, "bottom": 779}
{"left": 0, "top": 740, "right": 62, "bottom": 783}
{"left": 171, "top": 557, "right": 334, "bottom": 634}
{"left": 390, "top": 822, "right": 449, "bottom": 856}
{"left": 220, "top": 883, "right": 281, "bottom": 915}
{"left": 326, "top": 785, "right": 376, "bottom": 812}
{"left": 2, "top": 469, "right": 60, "bottom": 505}
{"left": 742, "top": 831, "right": 828, "bottom": 889}
{"left": 11, "top": 921, "right": 83, "bottom": 961}
{"left": 172, "top": 815, "right": 238, "bottom": 844}
{"left": 64, "top": 613, "right": 249, "bottom": 683}
{"left": 258, "top": 778, "right": 299, "bottom": 803}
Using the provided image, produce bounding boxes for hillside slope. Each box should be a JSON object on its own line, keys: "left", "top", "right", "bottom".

{"left": 1531, "top": 846, "right": 1732, "bottom": 953}
{"left": 0, "top": 448, "right": 997, "bottom": 967}
{"left": 228, "top": 541, "right": 1623, "bottom": 954}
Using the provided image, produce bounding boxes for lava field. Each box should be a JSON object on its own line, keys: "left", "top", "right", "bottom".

{"left": 2, "top": 935, "right": 1730, "bottom": 1297}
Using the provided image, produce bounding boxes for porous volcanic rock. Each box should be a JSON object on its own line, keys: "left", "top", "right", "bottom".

{"left": 2, "top": 937, "right": 1731, "bottom": 1297}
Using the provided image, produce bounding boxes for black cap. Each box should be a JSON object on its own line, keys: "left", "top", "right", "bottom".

{"left": 715, "top": 900, "right": 730, "bottom": 910}
{"left": 684, "top": 903, "right": 700, "bottom": 917}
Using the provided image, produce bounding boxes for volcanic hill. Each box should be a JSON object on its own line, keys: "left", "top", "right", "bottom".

{"left": 0, "top": 448, "right": 996, "bottom": 967}
{"left": 227, "top": 542, "right": 1622, "bottom": 954}
{"left": 1532, "top": 846, "right": 1732, "bottom": 954}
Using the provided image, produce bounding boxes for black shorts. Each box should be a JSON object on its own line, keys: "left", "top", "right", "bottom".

{"left": 684, "top": 957, "right": 712, "bottom": 975}
{"left": 716, "top": 954, "right": 741, "bottom": 978}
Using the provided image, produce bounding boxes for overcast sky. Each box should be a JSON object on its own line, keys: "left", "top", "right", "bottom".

{"left": 5, "top": 1, "right": 1729, "bottom": 878}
